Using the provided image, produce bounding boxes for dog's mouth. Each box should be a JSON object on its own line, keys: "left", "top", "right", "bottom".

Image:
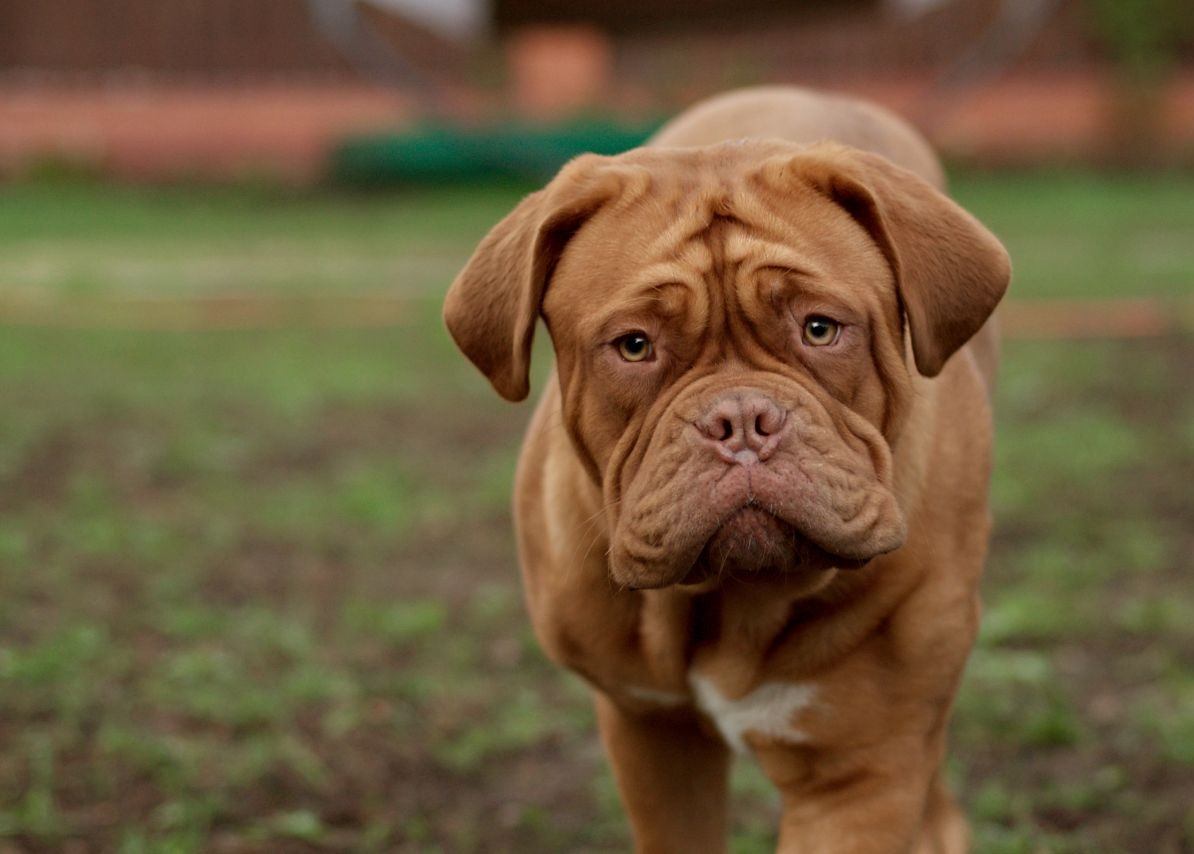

{"left": 679, "top": 503, "right": 866, "bottom": 586}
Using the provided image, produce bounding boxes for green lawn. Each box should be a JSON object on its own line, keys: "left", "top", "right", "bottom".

{"left": 0, "top": 172, "right": 1191, "bottom": 852}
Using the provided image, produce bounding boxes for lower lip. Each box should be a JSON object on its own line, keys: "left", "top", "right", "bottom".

{"left": 684, "top": 506, "right": 864, "bottom": 583}
{"left": 687, "top": 507, "right": 796, "bottom": 577}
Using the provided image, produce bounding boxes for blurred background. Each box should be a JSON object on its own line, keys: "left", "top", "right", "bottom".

{"left": 0, "top": 1, "right": 1191, "bottom": 851}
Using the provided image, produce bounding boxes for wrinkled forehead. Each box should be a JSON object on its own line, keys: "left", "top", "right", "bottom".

{"left": 544, "top": 158, "right": 894, "bottom": 339}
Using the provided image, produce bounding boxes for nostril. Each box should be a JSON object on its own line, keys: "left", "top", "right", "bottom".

{"left": 717, "top": 418, "right": 734, "bottom": 442}
{"left": 755, "top": 405, "right": 786, "bottom": 439}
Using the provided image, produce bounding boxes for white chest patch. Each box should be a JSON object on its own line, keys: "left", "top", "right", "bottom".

{"left": 688, "top": 673, "right": 817, "bottom": 754}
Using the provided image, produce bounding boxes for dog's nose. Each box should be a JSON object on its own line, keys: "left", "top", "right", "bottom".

{"left": 695, "top": 392, "right": 786, "bottom": 464}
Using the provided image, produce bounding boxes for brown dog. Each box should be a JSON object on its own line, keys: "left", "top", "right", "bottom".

{"left": 444, "top": 87, "right": 1010, "bottom": 853}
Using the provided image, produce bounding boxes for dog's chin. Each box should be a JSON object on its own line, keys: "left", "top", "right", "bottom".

{"left": 679, "top": 506, "right": 865, "bottom": 587}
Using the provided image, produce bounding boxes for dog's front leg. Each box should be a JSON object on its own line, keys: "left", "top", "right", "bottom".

{"left": 754, "top": 737, "right": 967, "bottom": 854}
{"left": 594, "top": 691, "right": 731, "bottom": 854}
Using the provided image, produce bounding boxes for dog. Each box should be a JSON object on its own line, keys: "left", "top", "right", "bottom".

{"left": 444, "top": 86, "right": 1010, "bottom": 853}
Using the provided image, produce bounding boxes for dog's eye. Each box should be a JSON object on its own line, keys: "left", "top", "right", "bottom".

{"left": 615, "top": 332, "right": 654, "bottom": 362}
{"left": 802, "top": 316, "right": 841, "bottom": 347}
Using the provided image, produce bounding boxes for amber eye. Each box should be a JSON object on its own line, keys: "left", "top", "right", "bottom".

{"left": 615, "top": 332, "right": 654, "bottom": 362}
{"left": 802, "top": 316, "right": 841, "bottom": 347}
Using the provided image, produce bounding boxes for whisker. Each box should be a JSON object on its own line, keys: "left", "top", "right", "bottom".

{"left": 571, "top": 498, "right": 623, "bottom": 580}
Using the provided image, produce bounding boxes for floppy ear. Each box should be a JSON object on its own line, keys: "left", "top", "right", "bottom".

{"left": 793, "top": 145, "right": 1011, "bottom": 376}
{"left": 443, "top": 154, "right": 626, "bottom": 401}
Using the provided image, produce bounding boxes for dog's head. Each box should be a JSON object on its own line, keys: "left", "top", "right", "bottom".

{"left": 445, "top": 140, "right": 1010, "bottom": 589}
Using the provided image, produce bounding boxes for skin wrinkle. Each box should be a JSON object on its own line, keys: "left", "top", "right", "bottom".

{"left": 737, "top": 176, "right": 910, "bottom": 436}
{"left": 589, "top": 243, "right": 718, "bottom": 511}
{"left": 710, "top": 220, "right": 750, "bottom": 369}
{"left": 572, "top": 496, "right": 620, "bottom": 574}
{"left": 539, "top": 441, "right": 611, "bottom": 599}
{"left": 604, "top": 357, "right": 710, "bottom": 522}
{"left": 846, "top": 414, "right": 894, "bottom": 491}
{"left": 867, "top": 328, "right": 892, "bottom": 436}
{"left": 550, "top": 175, "right": 703, "bottom": 486}
{"left": 562, "top": 368, "right": 603, "bottom": 485}
{"left": 730, "top": 233, "right": 897, "bottom": 441}
{"left": 878, "top": 340, "right": 915, "bottom": 445}
{"left": 592, "top": 279, "right": 699, "bottom": 337}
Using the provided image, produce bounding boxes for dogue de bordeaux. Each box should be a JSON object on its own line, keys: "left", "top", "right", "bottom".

{"left": 444, "top": 86, "right": 1011, "bottom": 853}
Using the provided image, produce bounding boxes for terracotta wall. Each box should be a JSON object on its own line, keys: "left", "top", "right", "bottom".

{"left": 0, "top": 0, "right": 460, "bottom": 81}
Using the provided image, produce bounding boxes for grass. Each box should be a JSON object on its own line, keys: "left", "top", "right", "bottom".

{"left": 0, "top": 170, "right": 1191, "bottom": 852}
{"left": 956, "top": 169, "right": 1194, "bottom": 300}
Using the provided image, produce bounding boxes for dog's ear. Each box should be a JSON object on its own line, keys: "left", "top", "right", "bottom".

{"left": 443, "top": 154, "right": 630, "bottom": 401}
{"left": 784, "top": 144, "right": 1011, "bottom": 376}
